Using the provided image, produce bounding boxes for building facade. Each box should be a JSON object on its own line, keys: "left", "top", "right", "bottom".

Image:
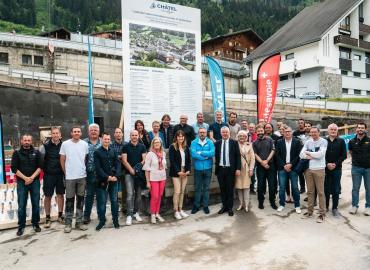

{"left": 202, "top": 29, "right": 263, "bottom": 62}
{"left": 248, "top": 0, "right": 370, "bottom": 98}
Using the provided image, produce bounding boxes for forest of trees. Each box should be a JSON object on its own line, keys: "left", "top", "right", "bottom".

{"left": 0, "top": 0, "right": 319, "bottom": 39}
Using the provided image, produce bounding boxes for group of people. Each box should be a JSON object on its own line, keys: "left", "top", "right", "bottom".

{"left": 10, "top": 111, "right": 370, "bottom": 236}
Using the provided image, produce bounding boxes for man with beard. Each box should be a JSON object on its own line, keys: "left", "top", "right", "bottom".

{"left": 11, "top": 134, "right": 42, "bottom": 236}
{"left": 253, "top": 125, "right": 277, "bottom": 210}
{"left": 228, "top": 112, "right": 241, "bottom": 140}
{"left": 348, "top": 122, "right": 370, "bottom": 216}
{"left": 160, "top": 114, "right": 174, "bottom": 149}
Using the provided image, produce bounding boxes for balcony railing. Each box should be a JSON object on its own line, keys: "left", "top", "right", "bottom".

{"left": 334, "top": 35, "right": 370, "bottom": 51}
{"left": 360, "top": 23, "right": 370, "bottom": 34}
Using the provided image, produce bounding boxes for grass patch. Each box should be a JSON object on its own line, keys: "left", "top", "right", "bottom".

{"left": 0, "top": 20, "right": 40, "bottom": 35}
{"left": 328, "top": 98, "right": 370, "bottom": 103}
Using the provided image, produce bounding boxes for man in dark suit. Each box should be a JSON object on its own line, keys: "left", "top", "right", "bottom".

{"left": 215, "top": 126, "right": 241, "bottom": 216}
{"left": 276, "top": 126, "right": 303, "bottom": 213}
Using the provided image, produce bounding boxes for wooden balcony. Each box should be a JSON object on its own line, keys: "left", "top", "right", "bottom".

{"left": 360, "top": 23, "right": 370, "bottom": 34}
{"left": 334, "top": 35, "right": 370, "bottom": 52}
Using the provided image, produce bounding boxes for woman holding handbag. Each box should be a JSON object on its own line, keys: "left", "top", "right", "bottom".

{"left": 235, "top": 130, "right": 256, "bottom": 212}
{"left": 169, "top": 130, "right": 191, "bottom": 220}
{"left": 143, "top": 137, "right": 167, "bottom": 224}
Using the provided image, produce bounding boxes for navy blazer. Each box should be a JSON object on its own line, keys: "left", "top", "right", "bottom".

{"left": 169, "top": 144, "right": 191, "bottom": 177}
{"left": 215, "top": 139, "right": 241, "bottom": 175}
{"left": 276, "top": 138, "right": 302, "bottom": 171}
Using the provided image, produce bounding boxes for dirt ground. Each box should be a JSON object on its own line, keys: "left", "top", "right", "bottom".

{"left": 0, "top": 159, "right": 369, "bottom": 270}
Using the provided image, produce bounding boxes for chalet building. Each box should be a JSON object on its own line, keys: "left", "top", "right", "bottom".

{"left": 247, "top": 0, "right": 370, "bottom": 98}
{"left": 91, "top": 30, "right": 122, "bottom": 41}
{"left": 202, "top": 29, "right": 263, "bottom": 62}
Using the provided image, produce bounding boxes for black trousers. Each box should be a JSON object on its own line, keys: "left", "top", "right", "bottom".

{"left": 217, "top": 167, "right": 235, "bottom": 211}
{"left": 299, "top": 172, "right": 306, "bottom": 191}
{"left": 256, "top": 164, "right": 277, "bottom": 205}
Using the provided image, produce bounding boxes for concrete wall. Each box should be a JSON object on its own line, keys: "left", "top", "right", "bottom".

{"left": 319, "top": 70, "right": 342, "bottom": 97}
{"left": 0, "top": 44, "right": 123, "bottom": 83}
{"left": 278, "top": 68, "right": 322, "bottom": 96}
{"left": 0, "top": 86, "right": 122, "bottom": 144}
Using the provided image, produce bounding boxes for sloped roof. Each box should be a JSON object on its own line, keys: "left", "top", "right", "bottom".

{"left": 246, "top": 0, "right": 361, "bottom": 62}
{"left": 202, "top": 28, "right": 264, "bottom": 46}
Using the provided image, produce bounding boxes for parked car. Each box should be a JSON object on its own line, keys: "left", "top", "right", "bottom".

{"left": 277, "top": 91, "right": 294, "bottom": 98}
{"left": 299, "top": 92, "right": 328, "bottom": 100}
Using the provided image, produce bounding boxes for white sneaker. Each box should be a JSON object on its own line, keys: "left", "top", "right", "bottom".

{"left": 126, "top": 216, "right": 132, "bottom": 226}
{"left": 133, "top": 213, "right": 143, "bottom": 222}
{"left": 174, "top": 211, "right": 182, "bottom": 220}
{"left": 179, "top": 210, "right": 189, "bottom": 218}
{"left": 349, "top": 206, "right": 358, "bottom": 215}
{"left": 277, "top": 206, "right": 284, "bottom": 212}
{"left": 295, "top": 207, "right": 302, "bottom": 214}
{"left": 156, "top": 214, "right": 165, "bottom": 222}
{"left": 364, "top": 208, "right": 370, "bottom": 216}
{"left": 151, "top": 214, "right": 156, "bottom": 224}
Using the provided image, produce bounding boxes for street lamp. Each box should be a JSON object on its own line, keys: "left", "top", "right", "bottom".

{"left": 293, "top": 61, "right": 297, "bottom": 98}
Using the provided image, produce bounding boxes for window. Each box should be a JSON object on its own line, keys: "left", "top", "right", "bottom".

{"left": 367, "top": 91, "right": 370, "bottom": 96}
{"left": 280, "top": 75, "right": 289, "bottom": 81}
{"left": 341, "top": 70, "right": 348, "bottom": 75}
{"left": 340, "top": 16, "right": 351, "bottom": 31}
{"left": 354, "top": 72, "right": 361, "bottom": 77}
{"left": 0, "top": 52, "right": 8, "bottom": 64}
{"left": 285, "top": 53, "right": 294, "bottom": 60}
{"left": 367, "top": 74, "right": 370, "bottom": 79}
{"left": 34, "top": 55, "right": 44, "bottom": 66}
{"left": 22, "top": 54, "right": 32, "bottom": 65}
{"left": 354, "top": 89, "right": 362, "bottom": 95}
{"left": 339, "top": 48, "right": 351, "bottom": 59}
{"left": 366, "top": 53, "right": 370, "bottom": 63}
{"left": 360, "top": 35, "right": 364, "bottom": 41}
{"left": 342, "top": 88, "right": 349, "bottom": 94}
{"left": 229, "top": 41, "right": 233, "bottom": 47}
{"left": 353, "top": 54, "right": 362, "bottom": 61}
{"left": 359, "top": 3, "right": 364, "bottom": 20}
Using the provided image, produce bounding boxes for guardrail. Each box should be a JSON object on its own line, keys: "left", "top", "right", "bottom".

{"left": 0, "top": 65, "right": 123, "bottom": 90}
{"left": 204, "top": 92, "right": 370, "bottom": 113}
{"left": 0, "top": 32, "right": 122, "bottom": 56}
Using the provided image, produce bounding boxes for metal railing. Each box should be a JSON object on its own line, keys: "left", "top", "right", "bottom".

{"left": 0, "top": 65, "right": 122, "bottom": 90}
{"left": 204, "top": 92, "right": 370, "bottom": 113}
{"left": 0, "top": 32, "right": 122, "bottom": 57}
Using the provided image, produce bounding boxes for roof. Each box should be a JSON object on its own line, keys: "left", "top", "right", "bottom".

{"left": 39, "top": 27, "right": 71, "bottom": 38}
{"left": 202, "top": 28, "right": 264, "bottom": 46}
{"left": 246, "top": 0, "right": 361, "bottom": 62}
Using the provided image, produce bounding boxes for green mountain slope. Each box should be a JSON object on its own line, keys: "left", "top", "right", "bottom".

{"left": 0, "top": 0, "right": 319, "bottom": 39}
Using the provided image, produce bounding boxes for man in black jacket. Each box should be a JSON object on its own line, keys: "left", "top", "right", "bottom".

{"left": 11, "top": 134, "right": 42, "bottom": 236}
{"left": 160, "top": 114, "right": 175, "bottom": 149}
{"left": 40, "top": 127, "right": 64, "bottom": 228}
{"left": 215, "top": 126, "right": 241, "bottom": 216}
{"left": 325, "top": 123, "right": 347, "bottom": 217}
{"left": 253, "top": 125, "right": 277, "bottom": 210}
{"left": 94, "top": 133, "right": 121, "bottom": 230}
{"left": 276, "top": 126, "right": 302, "bottom": 213}
{"left": 173, "top": 115, "right": 195, "bottom": 146}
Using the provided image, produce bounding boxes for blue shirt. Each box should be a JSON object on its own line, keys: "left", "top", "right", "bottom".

{"left": 192, "top": 122, "right": 209, "bottom": 135}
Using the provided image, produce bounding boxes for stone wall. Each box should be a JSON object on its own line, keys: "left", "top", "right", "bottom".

{"left": 319, "top": 71, "right": 342, "bottom": 97}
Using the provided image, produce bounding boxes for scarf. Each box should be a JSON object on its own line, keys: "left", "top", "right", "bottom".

{"left": 152, "top": 150, "right": 164, "bottom": 170}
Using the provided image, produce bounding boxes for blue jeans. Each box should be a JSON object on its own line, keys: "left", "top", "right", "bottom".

{"left": 324, "top": 169, "right": 341, "bottom": 210}
{"left": 84, "top": 171, "right": 97, "bottom": 220}
{"left": 351, "top": 166, "right": 370, "bottom": 208}
{"left": 278, "top": 170, "right": 300, "bottom": 208}
{"left": 96, "top": 181, "right": 119, "bottom": 223}
{"left": 193, "top": 169, "right": 212, "bottom": 208}
{"left": 17, "top": 179, "right": 40, "bottom": 228}
{"left": 125, "top": 174, "right": 142, "bottom": 216}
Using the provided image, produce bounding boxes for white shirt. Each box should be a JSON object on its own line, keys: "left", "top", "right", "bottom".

{"left": 219, "top": 139, "right": 230, "bottom": 167}
{"left": 299, "top": 137, "right": 328, "bottom": 170}
{"left": 142, "top": 151, "right": 167, "bottom": 181}
{"left": 180, "top": 149, "right": 185, "bottom": 167}
{"left": 285, "top": 139, "right": 292, "bottom": 163}
{"left": 59, "top": 139, "right": 89, "bottom": 180}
